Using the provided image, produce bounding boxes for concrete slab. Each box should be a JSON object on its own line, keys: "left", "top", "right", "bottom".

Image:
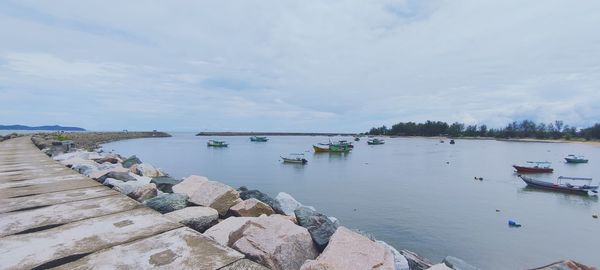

{"left": 0, "top": 194, "right": 140, "bottom": 237}
{"left": 55, "top": 227, "right": 244, "bottom": 270}
{"left": 0, "top": 186, "right": 119, "bottom": 213}
{"left": 0, "top": 178, "right": 101, "bottom": 199}
{"left": 0, "top": 174, "right": 86, "bottom": 188}
{"left": 0, "top": 208, "right": 181, "bottom": 270}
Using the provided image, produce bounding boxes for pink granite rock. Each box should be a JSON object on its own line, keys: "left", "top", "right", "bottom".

{"left": 229, "top": 215, "right": 318, "bottom": 270}
{"left": 300, "top": 226, "right": 395, "bottom": 270}
{"left": 128, "top": 183, "right": 158, "bottom": 202}
{"left": 172, "top": 175, "right": 241, "bottom": 216}
{"left": 229, "top": 198, "right": 274, "bottom": 217}
{"left": 204, "top": 217, "right": 255, "bottom": 246}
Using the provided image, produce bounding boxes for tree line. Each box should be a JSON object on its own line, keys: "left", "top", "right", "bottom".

{"left": 367, "top": 120, "right": 600, "bottom": 140}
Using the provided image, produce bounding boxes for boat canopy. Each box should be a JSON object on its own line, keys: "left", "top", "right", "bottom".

{"left": 558, "top": 176, "right": 593, "bottom": 182}
{"left": 526, "top": 161, "right": 551, "bottom": 164}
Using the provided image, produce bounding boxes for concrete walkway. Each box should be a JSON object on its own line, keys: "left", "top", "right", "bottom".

{"left": 0, "top": 137, "right": 256, "bottom": 269}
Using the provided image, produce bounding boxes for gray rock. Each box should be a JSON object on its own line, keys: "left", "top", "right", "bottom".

{"left": 377, "top": 240, "right": 410, "bottom": 270}
{"left": 239, "top": 188, "right": 284, "bottom": 214}
{"left": 128, "top": 183, "right": 158, "bottom": 202}
{"left": 144, "top": 193, "right": 189, "bottom": 214}
{"left": 151, "top": 176, "right": 182, "bottom": 193}
{"left": 443, "top": 256, "right": 479, "bottom": 270}
{"left": 275, "top": 192, "right": 315, "bottom": 216}
{"left": 399, "top": 250, "right": 433, "bottom": 270}
{"left": 165, "top": 206, "right": 219, "bottom": 233}
{"left": 122, "top": 155, "right": 142, "bottom": 168}
{"left": 98, "top": 171, "right": 137, "bottom": 183}
{"left": 219, "top": 259, "right": 270, "bottom": 270}
{"left": 294, "top": 206, "right": 338, "bottom": 251}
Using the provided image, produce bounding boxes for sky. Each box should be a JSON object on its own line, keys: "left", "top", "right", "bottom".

{"left": 0, "top": 0, "right": 599, "bottom": 132}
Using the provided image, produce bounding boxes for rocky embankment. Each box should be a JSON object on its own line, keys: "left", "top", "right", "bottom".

{"left": 0, "top": 133, "right": 24, "bottom": 142}
{"left": 32, "top": 131, "right": 171, "bottom": 151}
{"left": 31, "top": 137, "right": 595, "bottom": 270}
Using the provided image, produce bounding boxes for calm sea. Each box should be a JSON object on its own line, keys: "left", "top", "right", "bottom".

{"left": 102, "top": 133, "right": 600, "bottom": 269}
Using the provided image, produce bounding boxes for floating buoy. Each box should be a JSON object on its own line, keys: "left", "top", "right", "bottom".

{"left": 508, "top": 220, "right": 522, "bottom": 227}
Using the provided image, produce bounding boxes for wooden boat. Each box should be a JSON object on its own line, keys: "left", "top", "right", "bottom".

{"left": 519, "top": 175, "right": 598, "bottom": 195}
{"left": 367, "top": 138, "right": 385, "bottom": 145}
{"left": 250, "top": 136, "right": 268, "bottom": 142}
{"left": 207, "top": 140, "right": 228, "bottom": 147}
{"left": 512, "top": 161, "right": 553, "bottom": 173}
{"left": 565, "top": 155, "right": 588, "bottom": 163}
{"left": 281, "top": 154, "right": 308, "bottom": 164}
{"left": 313, "top": 145, "right": 329, "bottom": 152}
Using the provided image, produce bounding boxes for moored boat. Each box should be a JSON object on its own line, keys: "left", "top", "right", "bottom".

{"left": 449, "top": 139, "right": 455, "bottom": 144}
{"left": 313, "top": 145, "right": 330, "bottom": 153}
{"left": 519, "top": 175, "right": 598, "bottom": 195}
{"left": 207, "top": 140, "right": 228, "bottom": 147}
{"left": 250, "top": 136, "right": 268, "bottom": 142}
{"left": 512, "top": 161, "right": 553, "bottom": 173}
{"left": 281, "top": 154, "right": 307, "bottom": 164}
{"left": 367, "top": 138, "right": 385, "bottom": 145}
{"left": 565, "top": 154, "right": 588, "bottom": 163}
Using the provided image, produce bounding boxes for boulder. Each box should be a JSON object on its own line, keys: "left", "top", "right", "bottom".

{"left": 328, "top": 216, "right": 340, "bottom": 227}
{"left": 151, "top": 176, "right": 182, "bottom": 193}
{"left": 144, "top": 193, "right": 189, "bottom": 214}
{"left": 229, "top": 199, "right": 275, "bottom": 217}
{"left": 229, "top": 215, "right": 318, "bottom": 270}
{"left": 165, "top": 206, "right": 219, "bottom": 233}
{"left": 92, "top": 156, "right": 120, "bottom": 164}
{"left": 219, "top": 259, "right": 270, "bottom": 270}
{"left": 104, "top": 178, "right": 146, "bottom": 195}
{"left": 127, "top": 183, "right": 158, "bottom": 202}
{"left": 400, "top": 250, "right": 433, "bottom": 270}
{"left": 275, "top": 192, "right": 315, "bottom": 216}
{"left": 377, "top": 240, "right": 410, "bottom": 270}
{"left": 173, "top": 175, "right": 241, "bottom": 216}
{"left": 89, "top": 164, "right": 129, "bottom": 179}
{"left": 98, "top": 171, "right": 137, "bottom": 183}
{"left": 204, "top": 217, "right": 254, "bottom": 246}
{"left": 239, "top": 188, "right": 284, "bottom": 214}
{"left": 122, "top": 155, "right": 142, "bottom": 168}
{"left": 532, "top": 260, "right": 595, "bottom": 270}
{"left": 428, "top": 264, "right": 453, "bottom": 270}
{"left": 300, "top": 227, "right": 394, "bottom": 270}
{"left": 294, "top": 206, "right": 338, "bottom": 251}
{"left": 442, "top": 256, "right": 479, "bottom": 270}
{"left": 134, "top": 163, "right": 163, "bottom": 177}
{"left": 72, "top": 163, "right": 99, "bottom": 177}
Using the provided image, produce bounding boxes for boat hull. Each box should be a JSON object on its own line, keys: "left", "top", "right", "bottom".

{"left": 313, "top": 145, "right": 329, "bottom": 153}
{"left": 512, "top": 165, "right": 553, "bottom": 173}
{"left": 281, "top": 157, "right": 307, "bottom": 164}
{"left": 519, "top": 176, "right": 597, "bottom": 195}
{"left": 565, "top": 158, "right": 588, "bottom": 163}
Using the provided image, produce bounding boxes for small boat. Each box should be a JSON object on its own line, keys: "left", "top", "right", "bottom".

{"left": 367, "top": 138, "right": 385, "bottom": 145}
{"left": 313, "top": 145, "right": 330, "bottom": 152}
{"left": 512, "top": 161, "right": 553, "bottom": 173}
{"left": 329, "top": 144, "right": 351, "bottom": 153}
{"left": 449, "top": 139, "right": 455, "bottom": 144}
{"left": 337, "top": 140, "right": 354, "bottom": 149}
{"left": 250, "top": 136, "right": 268, "bottom": 142}
{"left": 519, "top": 175, "right": 598, "bottom": 195}
{"left": 354, "top": 137, "right": 360, "bottom": 142}
{"left": 207, "top": 140, "right": 228, "bottom": 147}
{"left": 565, "top": 154, "right": 588, "bottom": 163}
{"left": 281, "top": 154, "right": 307, "bottom": 164}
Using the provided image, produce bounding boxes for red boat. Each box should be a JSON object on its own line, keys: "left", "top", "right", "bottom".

{"left": 513, "top": 161, "right": 553, "bottom": 173}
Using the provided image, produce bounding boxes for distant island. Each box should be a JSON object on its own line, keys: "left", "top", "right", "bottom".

{"left": 0, "top": 125, "right": 86, "bottom": 131}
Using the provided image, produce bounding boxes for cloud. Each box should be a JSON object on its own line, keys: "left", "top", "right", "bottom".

{"left": 0, "top": 0, "right": 599, "bottom": 131}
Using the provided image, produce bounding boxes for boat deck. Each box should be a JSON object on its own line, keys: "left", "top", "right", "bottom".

{"left": 0, "top": 136, "right": 254, "bottom": 269}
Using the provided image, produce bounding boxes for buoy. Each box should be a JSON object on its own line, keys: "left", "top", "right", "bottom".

{"left": 508, "top": 220, "right": 522, "bottom": 227}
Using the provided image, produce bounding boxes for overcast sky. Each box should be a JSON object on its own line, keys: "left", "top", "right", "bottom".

{"left": 1, "top": 0, "right": 599, "bottom": 132}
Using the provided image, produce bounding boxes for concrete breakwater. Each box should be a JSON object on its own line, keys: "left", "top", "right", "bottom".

{"left": 0, "top": 134, "right": 593, "bottom": 269}
{"left": 32, "top": 131, "right": 171, "bottom": 151}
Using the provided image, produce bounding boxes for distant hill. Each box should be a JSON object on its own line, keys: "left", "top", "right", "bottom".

{"left": 0, "top": 125, "right": 86, "bottom": 131}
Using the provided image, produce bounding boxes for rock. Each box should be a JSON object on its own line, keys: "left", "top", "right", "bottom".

{"left": 219, "top": 259, "right": 270, "bottom": 270}
{"left": 165, "top": 206, "right": 219, "bottom": 233}
{"left": 122, "top": 155, "right": 142, "bottom": 168}
{"left": 173, "top": 175, "right": 241, "bottom": 216}
{"left": 240, "top": 189, "right": 284, "bottom": 214}
{"left": 72, "top": 163, "right": 99, "bottom": 177}
{"left": 328, "top": 216, "right": 340, "bottom": 227}
{"left": 105, "top": 178, "right": 146, "bottom": 195}
{"left": 300, "top": 226, "right": 394, "bottom": 270}
{"left": 229, "top": 198, "right": 275, "bottom": 217}
{"left": 294, "top": 206, "right": 338, "bottom": 251}
{"left": 130, "top": 174, "right": 152, "bottom": 184}
{"left": 144, "top": 193, "right": 189, "bottom": 214}
{"left": 532, "top": 260, "right": 595, "bottom": 270}
{"left": 442, "top": 256, "right": 479, "bottom": 270}
{"left": 98, "top": 171, "right": 137, "bottom": 183}
{"left": 377, "top": 241, "right": 410, "bottom": 270}
{"left": 400, "top": 250, "right": 433, "bottom": 270}
{"left": 151, "top": 176, "right": 182, "bottom": 193}
{"left": 275, "top": 192, "right": 315, "bottom": 216}
{"left": 204, "top": 217, "right": 254, "bottom": 246}
{"left": 127, "top": 183, "right": 158, "bottom": 202}
{"left": 134, "top": 163, "right": 163, "bottom": 177}
{"left": 272, "top": 214, "right": 297, "bottom": 224}
{"left": 428, "top": 264, "right": 453, "bottom": 270}
{"left": 89, "top": 163, "right": 129, "bottom": 179}
{"left": 229, "top": 215, "right": 318, "bottom": 270}
{"left": 92, "top": 156, "right": 120, "bottom": 164}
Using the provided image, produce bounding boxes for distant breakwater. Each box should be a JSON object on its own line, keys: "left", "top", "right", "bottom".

{"left": 32, "top": 131, "right": 171, "bottom": 151}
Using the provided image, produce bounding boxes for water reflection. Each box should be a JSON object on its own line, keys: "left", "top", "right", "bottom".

{"left": 518, "top": 186, "right": 599, "bottom": 207}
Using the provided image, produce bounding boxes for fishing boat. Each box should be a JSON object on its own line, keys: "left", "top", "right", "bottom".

{"left": 337, "top": 140, "right": 354, "bottom": 149}
{"left": 519, "top": 175, "right": 598, "bottom": 196}
{"left": 207, "top": 140, "right": 228, "bottom": 147}
{"left": 367, "top": 138, "right": 385, "bottom": 145}
{"left": 512, "top": 161, "right": 553, "bottom": 173}
{"left": 281, "top": 153, "right": 308, "bottom": 164}
{"left": 250, "top": 136, "right": 268, "bottom": 142}
{"left": 329, "top": 144, "right": 351, "bottom": 153}
{"left": 565, "top": 154, "right": 588, "bottom": 163}
{"left": 313, "top": 145, "right": 330, "bottom": 152}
